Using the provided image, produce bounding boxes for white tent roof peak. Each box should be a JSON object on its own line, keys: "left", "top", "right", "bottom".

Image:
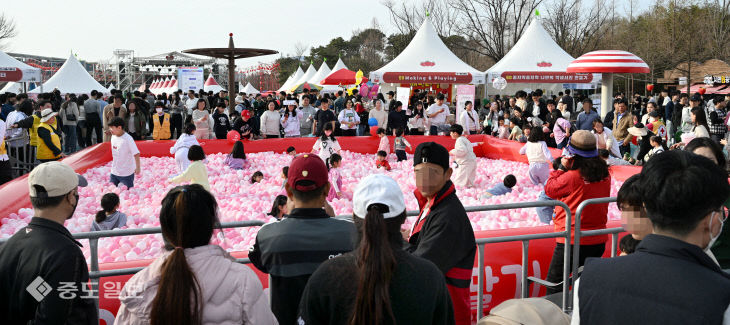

{"left": 30, "top": 53, "right": 108, "bottom": 94}
{"left": 278, "top": 65, "right": 304, "bottom": 92}
{"left": 308, "top": 61, "right": 332, "bottom": 85}
{"left": 486, "top": 18, "right": 575, "bottom": 75}
{"left": 243, "top": 82, "right": 260, "bottom": 94}
{"left": 292, "top": 64, "right": 317, "bottom": 87}
{"left": 369, "top": 16, "right": 485, "bottom": 84}
{"left": 331, "top": 58, "right": 348, "bottom": 71}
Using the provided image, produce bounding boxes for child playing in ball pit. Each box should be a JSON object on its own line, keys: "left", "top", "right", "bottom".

{"left": 375, "top": 150, "right": 391, "bottom": 171}
{"left": 170, "top": 145, "right": 211, "bottom": 191}
{"left": 225, "top": 140, "right": 247, "bottom": 170}
{"left": 482, "top": 174, "right": 517, "bottom": 198}
{"left": 250, "top": 171, "right": 264, "bottom": 184}
{"left": 91, "top": 193, "right": 128, "bottom": 231}
{"left": 326, "top": 154, "right": 343, "bottom": 200}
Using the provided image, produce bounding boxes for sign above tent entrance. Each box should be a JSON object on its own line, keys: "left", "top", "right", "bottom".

{"left": 0, "top": 67, "right": 23, "bottom": 82}
{"left": 382, "top": 72, "right": 474, "bottom": 84}
{"left": 501, "top": 71, "right": 593, "bottom": 83}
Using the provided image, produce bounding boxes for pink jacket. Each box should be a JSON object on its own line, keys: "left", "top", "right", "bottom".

{"left": 114, "top": 245, "right": 277, "bottom": 325}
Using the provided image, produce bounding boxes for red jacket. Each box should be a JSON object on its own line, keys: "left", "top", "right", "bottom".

{"left": 545, "top": 169, "right": 611, "bottom": 245}
{"left": 376, "top": 159, "right": 391, "bottom": 171}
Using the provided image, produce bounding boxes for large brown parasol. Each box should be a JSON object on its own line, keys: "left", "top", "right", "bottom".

{"left": 183, "top": 33, "right": 277, "bottom": 113}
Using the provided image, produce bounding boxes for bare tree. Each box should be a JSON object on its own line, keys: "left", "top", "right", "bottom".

{"left": 543, "top": 0, "right": 612, "bottom": 57}
{"left": 706, "top": 0, "right": 730, "bottom": 59}
{"left": 448, "top": 0, "right": 542, "bottom": 61}
{"left": 0, "top": 13, "right": 17, "bottom": 49}
{"left": 382, "top": 0, "right": 458, "bottom": 36}
{"left": 292, "top": 42, "right": 309, "bottom": 59}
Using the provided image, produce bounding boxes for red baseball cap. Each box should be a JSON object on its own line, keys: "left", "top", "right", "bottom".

{"left": 241, "top": 110, "right": 252, "bottom": 119}
{"left": 288, "top": 154, "right": 328, "bottom": 191}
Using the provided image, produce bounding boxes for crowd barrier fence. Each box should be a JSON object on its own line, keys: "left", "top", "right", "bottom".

{"left": 0, "top": 198, "right": 626, "bottom": 321}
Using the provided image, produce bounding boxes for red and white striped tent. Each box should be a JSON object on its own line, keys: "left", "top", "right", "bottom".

{"left": 203, "top": 74, "right": 224, "bottom": 93}
{"left": 568, "top": 50, "right": 649, "bottom": 119}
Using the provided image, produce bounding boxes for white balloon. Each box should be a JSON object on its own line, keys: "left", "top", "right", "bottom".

{"left": 492, "top": 77, "right": 508, "bottom": 90}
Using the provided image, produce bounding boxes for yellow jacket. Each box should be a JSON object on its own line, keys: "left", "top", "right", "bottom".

{"left": 36, "top": 122, "right": 61, "bottom": 160}
{"left": 170, "top": 160, "right": 210, "bottom": 191}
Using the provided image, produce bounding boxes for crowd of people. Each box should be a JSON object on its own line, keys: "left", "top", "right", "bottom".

{"left": 3, "top": 83, "right": 730, "bottom": 324}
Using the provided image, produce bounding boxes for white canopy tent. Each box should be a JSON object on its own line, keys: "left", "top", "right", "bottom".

{"left": 242, "top": 82, "right": 260, "bottom": 94}
{"left": 330, "top": 58, "right": 348, "bottom": 73}
{"left": 1, "top": 82, "right": 26, "bottom": 93}
{"left": 277, "top": 66, "right": 303, "bottom": 92}
{"left": 168, "top": 77, "right": 178, "bottom": 93}
{"left": 308, "top": 61, "right": 331, "bottom": 86}
{"left": 30, "top": 53, "right": 108, "bottom": 94}
{"left": 289, "top": 64, "right": 317, "bottom": 90}
{"left": 370, "top": 16, "right": 485, "bottom": 85}
{"left": 108, "top": 83, "right": 116, "bottom": 90}
{"left": 203, "top": 74, "right": 224, "bottom": 93}
{"left": 485, "top": 18, "right": 600, "bottom": 95}
{"left": 0, "top": 50, "right": 41, "bottom": 83}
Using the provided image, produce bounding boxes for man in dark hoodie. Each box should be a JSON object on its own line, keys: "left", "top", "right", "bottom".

{"left": 407, "top": 142, "right": 476, "bottom": 325}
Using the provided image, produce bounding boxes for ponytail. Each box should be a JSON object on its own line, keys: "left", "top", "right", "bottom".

{"left": 151, "top": 185, "right": 218, "bottom": 325}
{"left": 96, "top": 193, "right": 120, "bottom": 224}
{"left": 349, "top": 205, "right": 403, "bottom": 325}
{"left": 95, "top": 211, "right": 107, "bottom": 224}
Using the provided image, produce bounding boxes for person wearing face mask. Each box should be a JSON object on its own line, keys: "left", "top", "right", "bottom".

{"left": 571, "top": 150, "right": 730, "bottom": 325}
{"left": 683, "top": 137, "right": 730, "bottom": 269}
{"left": 408, "top": 142, "right": 475, "bottom": 325}
{"left": 151, "top": 101, "right": 172, "bottom": 140}
{"left": 0, "top": 162, "right": 98, "bottom": 324}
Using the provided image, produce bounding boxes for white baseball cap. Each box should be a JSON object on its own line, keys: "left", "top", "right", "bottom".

{"left": 29, "top": 161, "right": 87, "bottom": 197}
{"left": 40, "top": 108, "right": 57, "bottom": 123}
{"left": 352, "top": 174, "right": 406, "bottom": 219}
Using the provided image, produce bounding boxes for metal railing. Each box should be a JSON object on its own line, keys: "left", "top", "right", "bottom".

{"left": 0, "top": 220, "right": 265, "bottom": 310}
{"left": 568, "top": 197, "right": 624, "bottom": 312}
{"left": 5, "top": 134, "right": 36, "bottom": 177}
{"left": 470, "top": 200, "right": 573, "bottom": 319}
{"left": 0, "top": 198, "right": 627, "bottom": 319}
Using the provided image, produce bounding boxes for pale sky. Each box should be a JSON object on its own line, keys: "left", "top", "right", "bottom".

{"left": 2, "top": 0, "right": 654, "bottom": 69}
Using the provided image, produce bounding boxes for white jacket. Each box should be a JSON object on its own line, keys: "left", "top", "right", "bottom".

{"left": 280, "top": 111, "right": 301, "bottom": 137}
{"left": 592, "top": 127, "right": 621, "bottom": 158}
{"left": 260, "top": 110, "right": 281, "bottom": 136}
{"left": 459, "top": 110, "right": 480, "bottom": 133}
{"left": 169, "top": 133, "right": 200, "bottom": 155}
{"left": 114, "top": 245, "right": 277, "bottom": 325}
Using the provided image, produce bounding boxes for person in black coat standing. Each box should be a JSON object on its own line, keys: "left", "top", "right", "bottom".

{"left": 408, "top": 142, "right": 475, "bottom": 325}
{"left": 525, "top": 92, "right": 548, "bottom": 121}
{"left": 387, "top": 101, "right": 408, "bottom": 135}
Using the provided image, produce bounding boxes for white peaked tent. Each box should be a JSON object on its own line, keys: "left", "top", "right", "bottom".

{"left": 370, "top": 16, "right": 485, "bottom": 85}
{"left": 308, "top": 61, "right": 331, "bottom": 85}
{"left": 330, "top": 58, "right": 348, "bottom": 73}
{"left": 108, "top": 83, "right": 116, "bottom": 90}
{"left": 203, "top": 74, "right": 224, "bottom": 93}
{"left": 30, "top": 53, "right": 108, "bottom": 94}
{"left": 243, "top": 82, "right": 260, "bottom": 94}
{"left": 161, "top": 77, "right": 171, "bottom": 94}
{"left": 278, "top": 66, "right": 304, "bottom": 92}
{"left": 238, "top": 82, "right": 245, "bottom": 92}
{"left": 0, "top": 51, "right": 41, "bottom": 82}
{"left": 1, "top": 82, "right": 24, "bottom": 93}
{"left": 486, "top": 18, "right": 600, "bottom": 94}
{"left": 290, "top": 64, "right": 317, "bottom": 90}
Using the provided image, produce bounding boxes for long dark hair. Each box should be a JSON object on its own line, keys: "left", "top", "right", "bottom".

{"left": 326, "top": 153, "right": 342, "bottom": 171}
{"left": 321, "top": 123, "right": 336, "bottom": 142}
{"left": 95, "top": 193, "right": 119, "bottom": 223}
{"left": 349, "top": 204, "right": 406, "bottom": 325}
{"left": 691, "top": 106, "right": 709, "bottom": 131}
{"left": 230, "top": 140, "right": 246, "bottom": 159}
{"left": 267, "top": 195, "right": 288, "bottom": 219}
{"left": 285, "top": 104, "right": 297, "bottom": 118}
{"left": 150, "top": 184, "right": 219, "bottom": 325}
{"left": 570, "top": 155, "right": 610, "bottom": 183}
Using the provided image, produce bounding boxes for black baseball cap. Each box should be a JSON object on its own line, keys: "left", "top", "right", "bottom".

{"left": 413, "top": 142, "right": 450, "bottom": 172}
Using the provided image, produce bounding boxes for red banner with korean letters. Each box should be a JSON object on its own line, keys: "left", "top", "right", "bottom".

{"left": 383, "top": 72, "right": 474, "bottom": 84}
{"left": 501, "top": 71, "right": 593, "bottom": 83}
